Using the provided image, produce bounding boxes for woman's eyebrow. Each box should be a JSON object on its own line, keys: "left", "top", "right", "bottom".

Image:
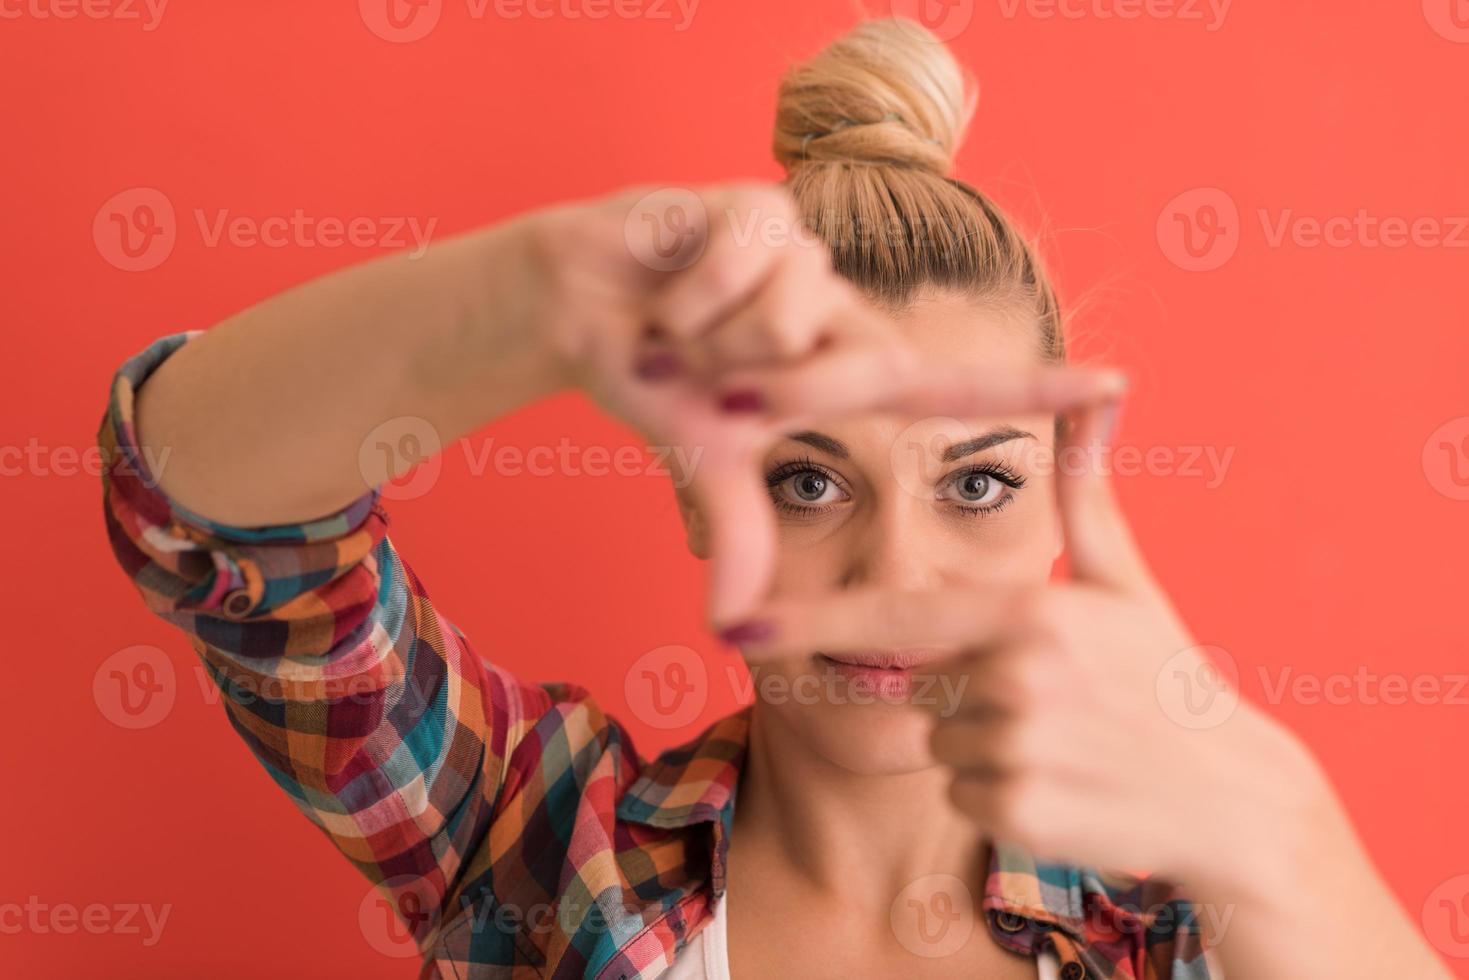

{"left": 942, "top": 425, "right": 1035, "bottom": 460}
{"left": 784, "top": 426, "right": 1034, "bottom": 462}
{"left": 786, "top": 431, "right": 849, "bottom": 458}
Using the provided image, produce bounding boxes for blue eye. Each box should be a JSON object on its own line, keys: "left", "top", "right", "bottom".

{"left": 938, "top": 464, "right": 1027, "bottom": 514}
{"left": 764, "top": 458, "right": 850, "bottom": 514}
{"left": 772, "top": 469, "right": 845, "bottom": 508}
{"left": 955, "top": 471, "right": 998, "bottom": 503}
{"left": 790, "top": 471, "right": 830, "bottom": 502}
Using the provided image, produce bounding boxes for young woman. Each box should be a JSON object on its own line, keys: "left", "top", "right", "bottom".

{"left": 98, "top": 18, "right": 1450, "bottom": 980}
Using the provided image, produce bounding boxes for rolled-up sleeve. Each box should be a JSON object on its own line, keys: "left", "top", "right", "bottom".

{"left": 96, "top": 331, "right": 565, "bottom": 954}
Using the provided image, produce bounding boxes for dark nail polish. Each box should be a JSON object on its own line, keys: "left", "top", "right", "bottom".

{"left": 635, "top": 351, "right": 683, "bottom": 381}
{"left": 719, "top": 389, "right": 764, "bottom": 413}
{"left": 719, "top": 620, "right": 774, "bottom": 645}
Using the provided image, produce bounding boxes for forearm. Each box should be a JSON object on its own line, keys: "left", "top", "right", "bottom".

{"left": 134, "top": 212, "right": 564, "bottom": 526}
{"left": 1186, "top": 765, "right": 1451, "bottom": 979}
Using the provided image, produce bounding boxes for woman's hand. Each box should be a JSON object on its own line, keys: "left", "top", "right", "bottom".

{"left": 519, "top": 183, "right": 1127, "bottom": 623}
{"left": 728, "top": 399, "right": 1454, "bottom": 979}
{"left": 727, "top": 399, "right": 1323, "bottom": 878}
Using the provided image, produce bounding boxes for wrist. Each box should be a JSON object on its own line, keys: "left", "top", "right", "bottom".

{"left": 499, "top": 204, "right": 607, "bottom": 396}
{"left": 471, "top": 213, "right": 578, "bottom": 398}
{"left": 398, "top": 214, "right": 575, "bottom": 424}
{"left": 1177, "top": 737, "right": 1449, "bottom": 980}
{"left": 1182, "top": 717, "right": 1348, "bottom": 907}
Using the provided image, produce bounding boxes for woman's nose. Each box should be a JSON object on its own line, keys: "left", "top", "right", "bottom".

{"left": 838, "top": 508, "right": 946, "bottom": 591}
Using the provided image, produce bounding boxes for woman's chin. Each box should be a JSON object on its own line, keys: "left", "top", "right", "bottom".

{"left": 769, "top": 699, "right": 939, "bottom": 776}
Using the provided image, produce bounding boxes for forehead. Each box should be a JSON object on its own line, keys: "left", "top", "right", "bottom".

{"left": 887, "top": 288, "right": 1040, "bottom": 368}
{"left": 772, "top": 290, "right": 1052, "bottom": 458}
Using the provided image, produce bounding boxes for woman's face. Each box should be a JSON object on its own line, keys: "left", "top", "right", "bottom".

{"left": 708, "top": 289, "right": 1063, "bottom": 775}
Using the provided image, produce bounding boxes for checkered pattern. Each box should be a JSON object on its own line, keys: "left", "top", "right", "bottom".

{"left": 99, "top": 332, "right": 1211, "bottom": 979}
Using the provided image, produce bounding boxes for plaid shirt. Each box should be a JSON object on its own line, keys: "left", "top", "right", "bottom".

{"left": 99, "top": 332, "right": 1212, "bottom": 980}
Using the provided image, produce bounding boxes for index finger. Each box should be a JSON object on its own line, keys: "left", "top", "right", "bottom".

{"left": 715, "top": 325, "right": 1129, "bottom": 424}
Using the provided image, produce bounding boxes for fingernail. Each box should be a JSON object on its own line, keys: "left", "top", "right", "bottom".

{"left": 719, "top": 389, "right": 764, "bottom": 413}
{"left": 635, "top": 351, "right": 683, "bottom": 381}
{"left": 719, "top": 620, "right": 774, "bottom": 645}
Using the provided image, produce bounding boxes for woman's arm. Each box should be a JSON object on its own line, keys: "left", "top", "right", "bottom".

{"left": 104, "top": 182, "right": 1127, "bottom": 964}
{"left": 132, "top": 213, "right": 560, "bottom": 527}
{"left": 100, "top": 184, "right": 963, "bottom": 961}
{"left": 1187, "top": 776, "right": 1453, "bottom": 980}
{"left": 100, "top": 330, "right": 556, "bottom": 959}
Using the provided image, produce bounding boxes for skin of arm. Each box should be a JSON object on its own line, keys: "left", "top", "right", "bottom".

{"left": 133, "top": 213, "right": 564, "bottom": 526}
{"left": 132, "top": 183, "right": 1117, "bottom": 620}
{"left": 1185, "top": 769, "right": 1452, "bottom": 980}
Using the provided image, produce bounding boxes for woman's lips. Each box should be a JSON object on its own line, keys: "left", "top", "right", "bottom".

{"left": 815, "top": 650, "right": 940, "bottom": 699}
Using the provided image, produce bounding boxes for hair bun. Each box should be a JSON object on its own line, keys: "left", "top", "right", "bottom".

{"left": 773, "top": 17, "right": 977, "bottom": 176}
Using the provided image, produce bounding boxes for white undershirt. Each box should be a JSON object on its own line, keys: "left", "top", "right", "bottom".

{"left": 665, "top": 889, "right": 1059, "bottom": 980}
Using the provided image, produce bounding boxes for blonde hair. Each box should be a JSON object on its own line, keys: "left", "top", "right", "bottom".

{"left": 773, "top": 17, "right": 1064, "bottom": 360}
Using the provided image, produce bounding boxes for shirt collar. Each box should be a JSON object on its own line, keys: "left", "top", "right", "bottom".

{"left": 982, "top": 837, "right": 1095, "bottom": 948}
{"left": 615, "top": 710, "right": 747, "bottom": 895}
{"left": 615, "top": 708, "right": 1094, "bottom": 946}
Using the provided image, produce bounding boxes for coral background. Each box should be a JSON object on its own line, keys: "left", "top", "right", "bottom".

{"left": 2, "top": 0, "right": 1466, "bottom": 975}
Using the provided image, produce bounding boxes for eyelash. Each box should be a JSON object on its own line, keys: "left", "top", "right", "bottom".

{"left": 948, "top": 461, "right": 1027, "bottom": 516}
{"left": 764, "top": 455, "right": 847, "bottom": 517}
{"left": 763, "top": 456, "right": 1028, "bottom": 518}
